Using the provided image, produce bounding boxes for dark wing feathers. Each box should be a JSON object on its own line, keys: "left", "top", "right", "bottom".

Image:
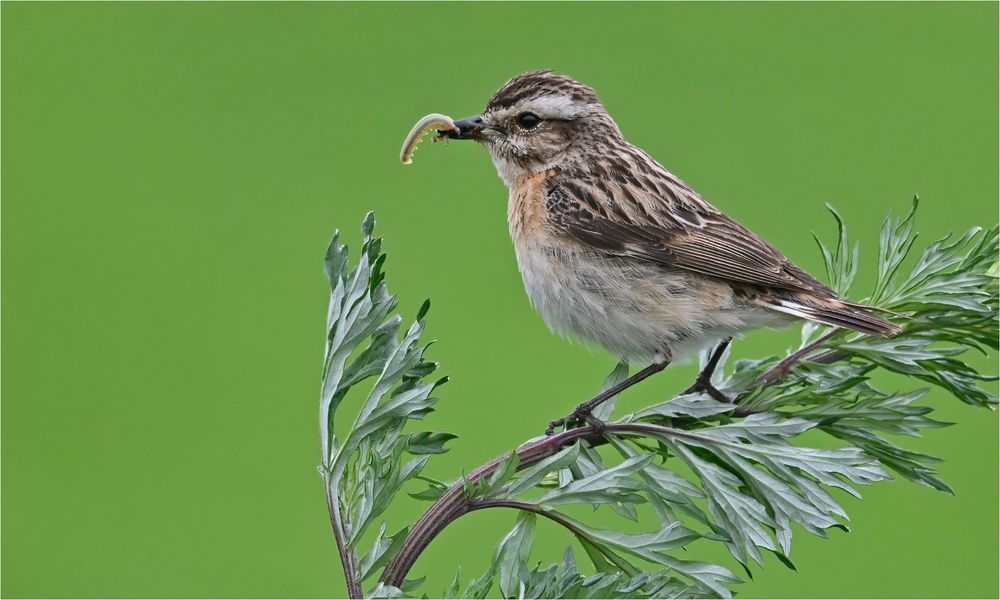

{"left": 546, "top": 179, "right": 833, "bottom": 295}
{"left": 768, "top": 300, "right": 902, "bottom": 336}
{"left": 663, "top": 217, "right": 835, "bottom": 294}
{"left": 545, "top": 175, "right": 900, "bottom": 337}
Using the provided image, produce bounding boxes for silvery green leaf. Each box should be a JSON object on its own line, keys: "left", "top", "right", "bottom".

{"left": 580, "top": 573, "right": 621, "bottom": 598}
{"left": 519, "top": 547, "right": 589, "bottom": 599}
{"left": 480, "top": 452, "right": 520, "bottom": 496}
{"left": 416, "top": 298, "right": 431, "bottom": 321}
{"left": 365, "top": 583, "right": 406, "bottom": 599}
{"left": 538, "top": 471, "right": 562, "bottom": 488}
{"left": 574, "top": 444, "right": 605, "bottom": 478}
{"left": 812, "top": 204, "right": 858, "bottom": 297}
{"left": 609, "top": 437, "right": 714, "bottom": 527}
{"left": 886, "top": 227, "right": 995, "bottom": 311}
{"left": 561, "top": 508, "right": 738, "bottom": 598}
{"left": 575, "top": 535, "right": 618, "bottom": 575}
{"left": 324, "top": 231, "right": 350, "bottom": 290}
{"left": 338, "top": 316, "right": 404, "bottom": 396}
{"left": 795, "top": 361, "right": 875, "bottom": 396}
{"left": 353, "top": 321, "right": 428, "bottom": 427}
{"left": 670, "top": 443, "right": 775, "bottom": 566}
{"left": 713, "top": 448, "right": 840, "bottom": 549}
{"left": 825, "top": 425, "right": 954, "bottom": 493}
{"left": 320, "top": 230, "right": 402, "bottom": 465}
{"left": 653, "top": 413, "right": 888, "bottom": 566}
{"left": 694, "top": 412, "right": 816, "bottom": 443}
{"left": 443, "top": 567, "right": 462, "bottom": 599}
{"left": 651, "top": 556, "right": 741, "bottom": 599}
{"left": 318, "top": 214, "right": 458, "bottom": 597}
{"left": 838, "top": 338, "right": 943, "bottom": 369}
{"left": 561, "top": 517, "right": 701, "bottom": 556}
{"left": 503, "top": 443, "right": 583, "bottom": 497}
{"left": 872, "top": 197, "right": 919, "bottom": 303}
{"left": 642, "top": 462, "right": 704, "bottom": 500}
{"left": 834, "top": 337, "right": 998, "bottom": 407}
{"left": 797, "top": 388, "right": 949, "bottom": 436}
{"left": 358, "top": 523, "right": 409, "bottom": 582}
{"left": 349, "top": 449, "right": 428, "bottom": 547}
{"left": 361, "top": 211, "right": 376, "bottom": 238}
{"left": 591, "top": 361, "right": 629, "bottom": 421}
{"left": 408, "top": 485, "right": 446, "bottom": 502}
{"left": 576, "top": 533, "right": 640, "bottom": 579}
{"left": 562, "top": 445, "right": 638, "bottom": 520}
{"left": 539, "top": 454, "right": 652, "bottom": 507}
{"left": 632, "top": 395, "right": 734, "bottom": 421}
{"left": 460, "top": 471, "right": 479, "bottom": 498}
{"left": 347, "top": 380, "right": 437, "bottom": 454}
{"left": 407, "top": 431, "right": 458, "bottom": 455}
{"left": 642, "top": 577, "right": 712, "bottom": 599}
{"left": 497, "top": 512, "right": 536, "bottom": 599}
{"left": 558, "top": 467, "right": 574, "bottom": 488}
{"left": 399, "top": 577, "right": 425, "bottom": 593}
{"left": 332, "top": 253, "right": 374, "bottom": 349}
{"left": 693, "top": 430, "right": 889, "bottom": 493}
{"left": 463, "top": 559, "right": 498, "bottom": 600}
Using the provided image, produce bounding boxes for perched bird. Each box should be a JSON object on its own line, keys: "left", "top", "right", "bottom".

{"left": 438, "top": 70, "right": 898, "bottom": 432}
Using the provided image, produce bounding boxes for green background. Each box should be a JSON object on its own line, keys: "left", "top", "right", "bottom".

{"left": 2, "top": 2, "right": 997, "bottom": 598}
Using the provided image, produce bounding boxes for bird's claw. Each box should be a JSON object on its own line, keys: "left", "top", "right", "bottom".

{"left": 544, "top": 416, "right": 566, "bottom": 436}
{"left": 682, "top": 378, "right": 731, "bottom": 403}
{"left": 545, "top": 408, "right": 607, "bottom": 436}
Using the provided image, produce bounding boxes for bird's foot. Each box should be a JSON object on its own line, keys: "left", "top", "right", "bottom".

{"left": 545, "top": 406, "right": 607, "bottom": 435}
{"left": 681, "top": 377, "right": 731, "bottom": 403}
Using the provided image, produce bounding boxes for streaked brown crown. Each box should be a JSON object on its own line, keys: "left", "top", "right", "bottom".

{"left": 486, "top": 70, "right": 602, "bottom": 112}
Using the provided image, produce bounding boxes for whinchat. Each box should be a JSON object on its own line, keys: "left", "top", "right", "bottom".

{"left": 424, "top": 70, "right": 898, "bottom": 431}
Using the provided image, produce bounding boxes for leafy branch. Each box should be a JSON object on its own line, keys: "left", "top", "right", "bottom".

{"left": 319, "top": 201, "right": 997, "bottom": 599}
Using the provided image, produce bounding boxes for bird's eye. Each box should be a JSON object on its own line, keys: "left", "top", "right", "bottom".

{"left": 516, "top": 112, "right": 541, "bottom": 131}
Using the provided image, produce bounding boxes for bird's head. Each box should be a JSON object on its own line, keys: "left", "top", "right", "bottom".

{"left": 447, "top": 71, "right": 622, "bottom": 185}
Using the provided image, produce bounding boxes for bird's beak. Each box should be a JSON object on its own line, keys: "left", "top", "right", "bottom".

{"left": 446, "top": 116, "right": 485, "bottom": 140}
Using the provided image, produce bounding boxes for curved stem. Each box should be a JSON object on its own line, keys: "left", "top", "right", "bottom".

{"left": 325, "top": 473, "right": 363, "bottom": 599}
{"left": 379, "top": 423, "right": 707, "bottom": 587}
{"left": 469, "top": 499, "right": 584, "bottom": 533}
{"left": 380, "top": 335, "right": 849, "bottom": 588}
{"left": 752, "top": 329, "right": 843, "bottom": 387}
{"left": 467, "top": 499, "right": 637, "bottom": 575}
{"left": 379, "top": 427, "right": 603, "bottom": 587}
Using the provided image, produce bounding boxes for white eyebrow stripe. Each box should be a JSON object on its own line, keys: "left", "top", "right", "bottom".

{"left": 527, "top": 95, "right": 582, "bottom": 119}
{"left": 490, "top": 95, "right": 586, "bottom": 122}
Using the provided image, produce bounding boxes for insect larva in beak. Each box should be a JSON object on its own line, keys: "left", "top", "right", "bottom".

{"left": 400, "top": 113, "right": 456, "bottom": 165}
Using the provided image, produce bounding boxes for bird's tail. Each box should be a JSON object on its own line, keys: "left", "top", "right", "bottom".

{"left": 765, "top": 297, "right": 902, "bottom": 338}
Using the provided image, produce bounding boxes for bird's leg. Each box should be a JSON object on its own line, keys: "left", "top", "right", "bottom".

{"left": 546, "top": 357, "right": 671, "bottom": 435}
{"left": 681, "top": 338, "right": 732, "bottom": 402}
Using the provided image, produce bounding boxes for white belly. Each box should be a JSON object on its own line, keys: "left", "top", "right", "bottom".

{"left": 511, "top": 236, "right": 788, "bottom": 364}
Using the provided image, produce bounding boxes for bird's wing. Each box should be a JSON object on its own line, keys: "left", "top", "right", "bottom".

{"left": 544, "top": 174, "right": 835, "bottom": 297}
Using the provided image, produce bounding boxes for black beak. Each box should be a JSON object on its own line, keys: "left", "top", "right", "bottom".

{"left": 446, "top": 116, "right": 485, "bottom": 140}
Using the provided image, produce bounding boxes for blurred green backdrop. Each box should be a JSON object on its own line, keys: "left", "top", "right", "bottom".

{"left": 2, "top": 2, "right": 997, "bottom": 598}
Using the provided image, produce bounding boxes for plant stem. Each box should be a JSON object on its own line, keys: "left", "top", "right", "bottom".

{"left": 469, "top": 499, "right": 583, "bottom": 533}
{"left": 380, "top": 334, "right": 849, "bottom": 588}
{"left": 468, "top": 499, "right": 639, "bottom": 576}
{"left": 325, "top": 472, "right": 363, "bottom": 599}
{"left": 380, "top": 422, "right": 713, "bottom": 587}
{"left": 379, "top": 427, "right": 603, "bottom": 587}
{"left": 752, "top": 329, "right": 843, "bottom": 387}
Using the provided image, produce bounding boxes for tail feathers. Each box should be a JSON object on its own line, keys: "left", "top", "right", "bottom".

{"left": 766, "top": 298, "right": 902, "bottom": 338}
